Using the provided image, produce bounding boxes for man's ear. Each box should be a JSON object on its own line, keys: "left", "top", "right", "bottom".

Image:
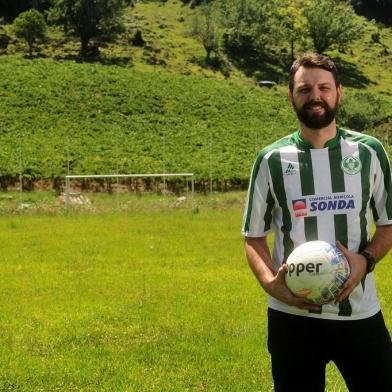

{"left": 288, "top": 89, "right": 293, "bottom": 104}
{"left": 337, "top": 84, "right": 343, "bottom": 104}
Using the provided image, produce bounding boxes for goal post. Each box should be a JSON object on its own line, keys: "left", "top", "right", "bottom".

{"left": 64, "top": 173, "right": 195, "bottom": 210}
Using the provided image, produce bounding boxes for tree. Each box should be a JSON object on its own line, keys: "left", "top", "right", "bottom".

{"left": 13, "top": 9, "right": 47, "bottom": 58}
{"left": 191, "top": 2, "right": 221, "bottom": 61}
{"left": 304, "top": 0, "right": 364, "bottom": 54}
{"left": 218, "top": 0, "right": 279, "bottom": 60}
{"left": 48, "top": 0, "right": 127, "bottom": 56}
{"left": 276, "top": 0, "right": 310, "bottom": 62}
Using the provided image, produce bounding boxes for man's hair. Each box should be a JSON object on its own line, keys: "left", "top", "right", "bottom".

{"left": 289, "top": 52, "right": 340, "bottom": 92}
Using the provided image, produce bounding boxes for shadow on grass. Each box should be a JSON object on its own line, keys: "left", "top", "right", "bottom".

{"left": 53, "top": 52, "right": 133, "bottom": 67}
{"left": 22, "top": 52, "right": 48, "bottom": 60}
{"left": 189, "top": 54, "right": 232, "bottom": 77}
{"left": 331, "top": 56, "right": 374, "bottom": 89}
{"left": 189, "top": 49, "right": 291, "bottom": 83}
{"left": 226, "top": 50, "right": 376, "bottom": 88}
{"left": 222, "top": 47, "right": 291, "bottom": 84}
{"left": 196, "top": 47, "right": 375, "bottom": 89}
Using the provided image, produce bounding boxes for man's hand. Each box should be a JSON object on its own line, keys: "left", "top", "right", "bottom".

{"left": 264, "top": 264, "right": 322, "bottom": 312}
{"left": 335, "top": 241, "right": 367, "bottom": 304}
{"left": 245, "top": 237, "right": 321, "bottom": 311}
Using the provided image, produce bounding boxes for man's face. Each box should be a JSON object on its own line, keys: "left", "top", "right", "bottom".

{"left": 289, "top": 66, "right": 342, "bottom": 130}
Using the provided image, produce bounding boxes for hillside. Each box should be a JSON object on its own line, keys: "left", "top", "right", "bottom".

{"left": 3, "top": 0, "right": 392, "bottom": 90}
{"left": 123, "top": 1, "right": 392, "bottom": 95}
{"left": 0, "top": 57, "right": 297, "bottom": 190}
{"left": 0, "top": 0, "right": 391, "bottom": 191}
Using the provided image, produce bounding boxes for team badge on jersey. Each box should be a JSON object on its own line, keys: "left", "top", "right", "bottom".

{"left": 340, "top": 155, "right": 362, "bottom": 175}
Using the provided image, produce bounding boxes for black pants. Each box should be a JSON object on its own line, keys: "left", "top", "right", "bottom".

{"left": 267, "top": 308, "right": 392, "bottom": 392}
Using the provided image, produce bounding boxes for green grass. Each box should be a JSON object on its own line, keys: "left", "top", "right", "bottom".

{"left": 0, "top": 197, "right": 390, "bottom": 391}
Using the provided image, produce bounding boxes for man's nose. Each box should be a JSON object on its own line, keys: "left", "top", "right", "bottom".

{"left": 309, "top": 87, "right": 322, "bottom": 101}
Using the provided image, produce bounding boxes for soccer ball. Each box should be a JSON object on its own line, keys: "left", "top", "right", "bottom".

{"left": 285, "top": 241, "right": 350, "bottom": 305}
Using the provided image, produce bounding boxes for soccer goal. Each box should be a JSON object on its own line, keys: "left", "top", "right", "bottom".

{"left": 64, "top": 173, "right": 195, "bottom": 210}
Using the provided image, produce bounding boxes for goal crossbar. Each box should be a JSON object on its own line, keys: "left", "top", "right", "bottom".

{"left": 65, "top": 173, "right": 195, "bottom": 209}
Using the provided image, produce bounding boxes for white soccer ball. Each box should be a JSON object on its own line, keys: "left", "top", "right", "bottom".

{"left": 285, "top": 241, "right": 350, "bottom": 305}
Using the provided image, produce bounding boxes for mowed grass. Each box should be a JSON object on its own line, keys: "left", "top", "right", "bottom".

{"left": 0, "top": 204, "right": 390, "bottom": 391}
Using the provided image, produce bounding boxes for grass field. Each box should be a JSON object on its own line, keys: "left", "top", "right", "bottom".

{"left": 0, "top": 193, "right": 391, "bottom": 391}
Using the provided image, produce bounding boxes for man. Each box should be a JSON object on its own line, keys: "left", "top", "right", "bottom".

{"left": 242, "top": 53, "right": 392, "bottom": 392}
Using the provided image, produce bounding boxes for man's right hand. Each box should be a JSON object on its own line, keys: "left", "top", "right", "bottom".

{"left": 245, "top": 236, "right": 321, "bottom": 312}
{"left": 264, "top": 264, "right": 322, "bottom": 312}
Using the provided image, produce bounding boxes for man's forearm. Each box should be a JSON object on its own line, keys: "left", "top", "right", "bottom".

{"left": 364, "top": 224, "right": 392, "bottom": 263}
{"left": 244, "top": 236, "right": 275, "bottom": 290}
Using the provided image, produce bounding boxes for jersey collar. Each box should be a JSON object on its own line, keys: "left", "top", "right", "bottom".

{"left": 292, "top": 127, "right": 342, "bottom": 150}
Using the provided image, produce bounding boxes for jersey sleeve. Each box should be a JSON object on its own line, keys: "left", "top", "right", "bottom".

{"left": 371, "top": 141, "right": 392, "bottom": 226}
{"left": 242, "top": 152, "right": 275, "bottom": 237}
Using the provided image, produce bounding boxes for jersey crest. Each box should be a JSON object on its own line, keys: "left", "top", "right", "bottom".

{"left": 341, "top": 155, "right": 362, "bottom": 175}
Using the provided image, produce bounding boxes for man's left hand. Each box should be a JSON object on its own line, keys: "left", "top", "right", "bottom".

{"left": 335, "top": 241, "right": 367, "bottom": 304}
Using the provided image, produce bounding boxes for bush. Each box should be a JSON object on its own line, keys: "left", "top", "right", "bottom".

{"left": 337, "top": 91, "right": 388, "bottom": 132}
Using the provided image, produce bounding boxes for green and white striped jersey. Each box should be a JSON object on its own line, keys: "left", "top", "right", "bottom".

{"left": 242, "top": 128, "right": 392, "bottom": 320}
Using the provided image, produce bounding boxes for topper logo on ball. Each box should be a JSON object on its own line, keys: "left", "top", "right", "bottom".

{"left": 288, "top": 262, "right": 323, "bottom": 276}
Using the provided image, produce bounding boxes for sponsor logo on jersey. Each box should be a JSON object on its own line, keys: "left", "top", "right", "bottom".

{"left": 309, "top": 198, "right": 355, "bottom": 211}
{"left": 292, "top": 195, "right": 356, "bottom": 217}
{"left": 284, "top": 162, "right": 297, "bottom": 176}
{"left": 292, "top": 198, "right": 308, "bottom": 217}
{"left": 341, "top": 155, "right": 362, "bottom": 175}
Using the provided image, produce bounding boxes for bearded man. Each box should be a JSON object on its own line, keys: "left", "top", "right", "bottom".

{"left": 242, "top": 53, "right": 392, "bottom": 392}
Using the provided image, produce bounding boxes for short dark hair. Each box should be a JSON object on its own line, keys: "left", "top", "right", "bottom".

{"left": 289, "top": 52, "right": 340, "bottom": 92}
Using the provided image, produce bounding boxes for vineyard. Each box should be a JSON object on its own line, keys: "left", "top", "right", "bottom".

{"left": 0, "top": 56, "right": 390, "bottom": 191}
{"left": 0, "top": 57, "right": 295, "bottom": 190}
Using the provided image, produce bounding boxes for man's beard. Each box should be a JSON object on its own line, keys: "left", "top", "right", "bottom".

{"left": 293, "top": 99, "right": 338, "bottom": 130}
